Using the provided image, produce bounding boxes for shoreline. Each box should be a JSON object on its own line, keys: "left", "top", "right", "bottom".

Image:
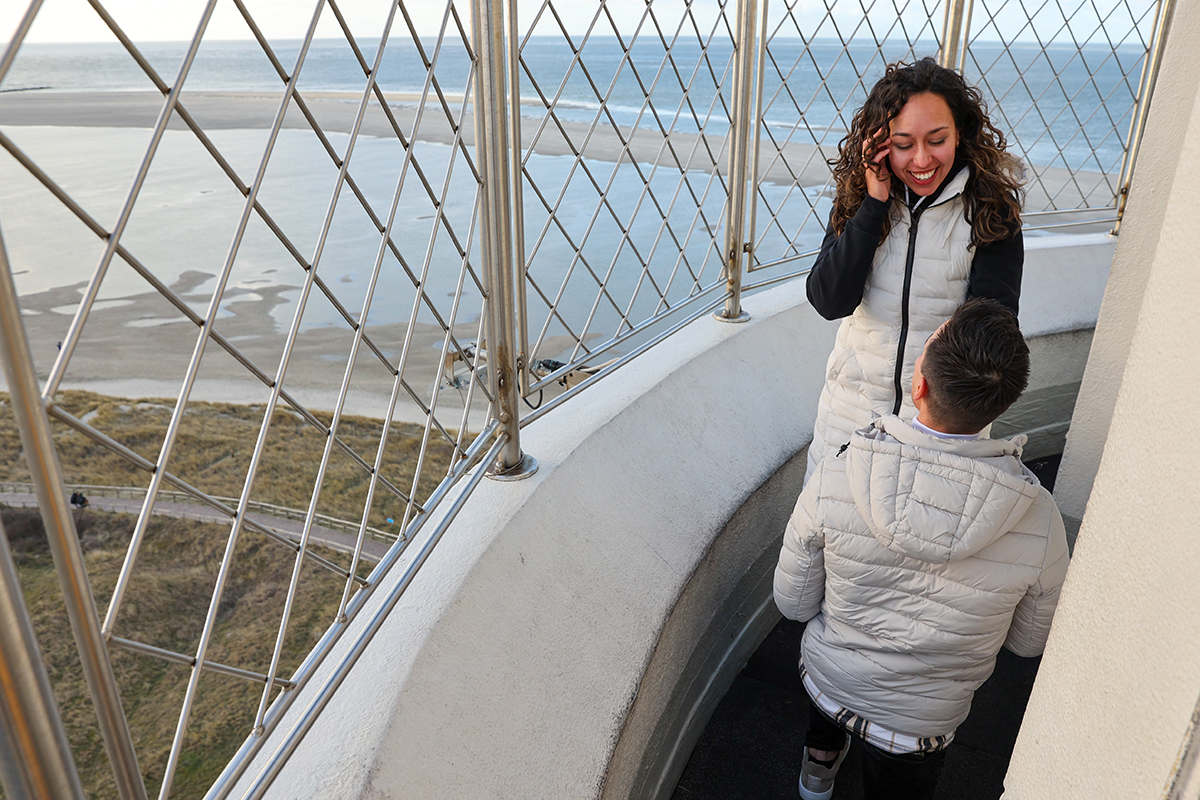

{"left": 0, "top": 88, "right": 1114, "bottom": 197}
{"left": 0, "top": 89, "right": 839, "bottom": 184}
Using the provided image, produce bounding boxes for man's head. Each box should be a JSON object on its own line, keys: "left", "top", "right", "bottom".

{"left": 911, "top": 298, "right": 1030, "bottom": 434}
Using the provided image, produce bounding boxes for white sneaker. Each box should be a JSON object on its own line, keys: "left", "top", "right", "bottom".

{"left": 798, "top": 745, "right": 848, "bottom": 800}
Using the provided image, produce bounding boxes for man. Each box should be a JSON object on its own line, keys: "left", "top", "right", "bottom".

{"left": 774, "top": 298, "right": 1068, "bottom": 800}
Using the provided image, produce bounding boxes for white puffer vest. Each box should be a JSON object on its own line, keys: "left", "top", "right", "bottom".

{"left": 808, "top": 168, "right": 975, "bottom": 478}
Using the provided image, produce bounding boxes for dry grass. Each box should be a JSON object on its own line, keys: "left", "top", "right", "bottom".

{"left": 0, "top": 391, "right": 470, "bottom": 797}
{"left": 3, "top": 506, "right": 349, "bottom": 799}
{"left": 0, "top": 390, "right": 459, "bottom": 534}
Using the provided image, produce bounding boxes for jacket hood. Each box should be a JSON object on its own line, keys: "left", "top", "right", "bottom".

{"left": 844, "top": 415, "right": 1042, "bottom": 564}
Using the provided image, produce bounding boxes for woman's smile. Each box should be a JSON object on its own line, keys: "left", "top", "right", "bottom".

{"left": 888, "top": 92, "right": 959, "bottom": 196}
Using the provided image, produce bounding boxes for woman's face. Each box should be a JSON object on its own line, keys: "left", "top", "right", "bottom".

{"left": 887, "top": 92, "right": 959, "bottom": 196}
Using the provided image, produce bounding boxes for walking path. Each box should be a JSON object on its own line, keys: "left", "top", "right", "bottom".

{"left": 671, "top": 618, "right": 1038, "bottom": 800}
{"left": 0, "top": 492, "right": 390, "bottom": 563}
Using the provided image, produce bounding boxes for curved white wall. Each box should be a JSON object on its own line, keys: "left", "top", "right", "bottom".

{"left": 1005, "top": 5, "right": 1200, "bottom": 797}
{"left": 228, "top": 232, "right": 1113, "bottom": 800}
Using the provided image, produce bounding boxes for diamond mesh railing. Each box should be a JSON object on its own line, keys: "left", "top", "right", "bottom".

{"left": 0, "top": 0, "right": 1172, "bottom": 797}
{"left": 963, "top": 0, "right": 1159, "bottom": 226}
{"left": 513, "top": 0, "right": 740, "bottom": 397}
{"left": 749, "top": 0, "right": 946, "bottom": 271}
{"left": 1, "top": 1, "right": 499, "bottom": 798}
{"left": 747, "top": 0, "right": 1162, "bottom": 276}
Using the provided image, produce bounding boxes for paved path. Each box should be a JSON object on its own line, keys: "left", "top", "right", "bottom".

{"left": 0, "top": 492, "right": 390, "bottom": 563}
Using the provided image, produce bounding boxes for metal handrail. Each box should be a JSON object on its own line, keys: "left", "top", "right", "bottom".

{"left": 205, "top": 423, "right": 505, "bottom": 799}
{"left": 0, "top": 516, "right": 86, "bottom": 800}
{"left": 1112, "top": 0, "right": 1177, "bottom": 235}
{"left": 0, "top": 229, "right": 146, "bottom": 799}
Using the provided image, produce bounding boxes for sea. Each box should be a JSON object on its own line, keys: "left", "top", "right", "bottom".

{"left": 3, "top": 36, "right": 1144, "bottom": 162}
{"left": 0, "top": 36, "right": 1146, "bottom": 345}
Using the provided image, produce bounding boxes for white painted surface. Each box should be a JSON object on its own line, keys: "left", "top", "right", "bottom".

{"left": 1005, "top": 5, "right": 1200, "bottom": 798}
{"left": 225, "top": 235, "right": 1112, "bottom": 799}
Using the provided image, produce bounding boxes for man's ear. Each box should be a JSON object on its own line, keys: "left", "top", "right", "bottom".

{"left": 911, "top": 374, "right": 929, "bottom": 404}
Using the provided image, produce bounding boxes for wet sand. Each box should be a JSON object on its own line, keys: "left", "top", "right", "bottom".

{"left": 10, "top": 272, "right": 487, "bottom": 425}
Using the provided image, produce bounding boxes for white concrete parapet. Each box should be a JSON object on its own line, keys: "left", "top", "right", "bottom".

{"left": 231, "top": 232, "right": 1113, "bottom": 800}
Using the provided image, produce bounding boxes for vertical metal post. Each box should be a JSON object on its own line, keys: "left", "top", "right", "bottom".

{"left": 742, "top": 0, "right": 770, "bottom": 277}
{"left": 507, "top": 0, "right": 531, "bottom": 397}
{"left": 715, "top": 0, "right": 759, "bottom": 324}
{"left": 938, "top": 0, "right": 974, "bottom": 72}
{"left": 0, "top": 517, "right": 86, "bottom": 800}
{"left": 1111, "top": 0, "right": 1176, "bottom": 236}
{"left": 0, "top": 228, "right": 147, "bottom": 799}
{"left": 471, "top": 0, "right": 537, "bottom": 479}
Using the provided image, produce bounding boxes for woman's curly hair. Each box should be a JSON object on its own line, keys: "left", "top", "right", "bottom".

{"left": 829, "top": 57, "right": 1023, "bottom": 246}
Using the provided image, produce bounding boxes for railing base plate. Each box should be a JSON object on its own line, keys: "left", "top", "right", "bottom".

{"left": 713, "top": 310, "right": 751, "bottom": 324}
{"left": 486, "top": 452, "right": 539, "bottom": 482}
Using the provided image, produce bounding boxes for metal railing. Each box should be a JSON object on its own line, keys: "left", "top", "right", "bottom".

{"left": 0, "top": 0, "right": 1171, "bottom": 797}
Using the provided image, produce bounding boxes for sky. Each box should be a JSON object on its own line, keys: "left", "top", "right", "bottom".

{"left": 1, "top": 0, "right": 1147, "bottom": 47}
{"left": 3, "top": 0, "right": 726, "bottom": 44}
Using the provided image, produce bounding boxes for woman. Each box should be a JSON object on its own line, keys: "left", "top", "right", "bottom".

{"left": 806, "top": 57, "right": 1024, "bottom": 477}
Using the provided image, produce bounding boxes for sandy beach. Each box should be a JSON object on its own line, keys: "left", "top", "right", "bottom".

{"left": 0, "top": 89, "right": 1114, "bottom": 422}
{"left": 0, "top": 87, "right": 1111, "bottom": 214}
{"left": 10, "top": 271, "right": 488, "bottom": 425}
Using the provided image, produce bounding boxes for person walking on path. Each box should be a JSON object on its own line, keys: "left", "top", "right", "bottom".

{"left": 805, "top": 57, "right": 1025, "bottom": 481}
{"left": 775, "top": 299, "right": 1068, "bottom": 800}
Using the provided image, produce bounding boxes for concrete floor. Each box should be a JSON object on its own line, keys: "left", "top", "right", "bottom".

{"left": 671, "top": 618, "right": 1041, "bottom": 800}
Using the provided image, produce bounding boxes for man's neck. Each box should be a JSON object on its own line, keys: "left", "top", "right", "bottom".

{"left": 911, "top": 415, "right": 983, "bottom": 441}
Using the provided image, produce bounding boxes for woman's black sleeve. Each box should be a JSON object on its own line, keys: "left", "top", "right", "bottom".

{"left": 805, "top": 196, "right": 888, "bottom": 320}
{"left": 967, "top": 226, "right": 1023, "bottom": 317}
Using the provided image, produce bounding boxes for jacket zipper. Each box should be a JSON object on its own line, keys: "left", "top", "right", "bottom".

{"left": 892, "top": 205, "right": 925, "bottom": 415}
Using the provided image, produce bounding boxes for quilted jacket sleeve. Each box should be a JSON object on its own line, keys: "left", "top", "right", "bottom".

{"left": 1003, "top": 500, "right": 1070, "bottom": 657}
{"left": 805, "top": 198, "right": 888, "bottom": 320}
{"left": 773, "top": 471, "right": 827, "bottom": 623}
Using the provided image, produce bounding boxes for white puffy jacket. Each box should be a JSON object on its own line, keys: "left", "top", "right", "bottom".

{"left": 808, "top": 168, "right": 975, "bottom": 477}
{"left": 775, "top": 415, "right": 1069, "bottom": 737}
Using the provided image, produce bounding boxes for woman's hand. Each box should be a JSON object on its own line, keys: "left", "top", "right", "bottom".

{"left": 863, "top": 136, "right": 892, "bottom": 202}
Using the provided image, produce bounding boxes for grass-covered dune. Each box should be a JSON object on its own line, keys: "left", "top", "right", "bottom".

{"left": 0, "top": 391, "right": 467, "bottom": 797}
{"left": 3, "top": 506, "right": 346, "bottom": 799}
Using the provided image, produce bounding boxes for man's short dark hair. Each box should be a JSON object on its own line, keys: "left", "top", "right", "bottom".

{"left": 923, "top": 298, "right": 1030, "bottom": 433}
